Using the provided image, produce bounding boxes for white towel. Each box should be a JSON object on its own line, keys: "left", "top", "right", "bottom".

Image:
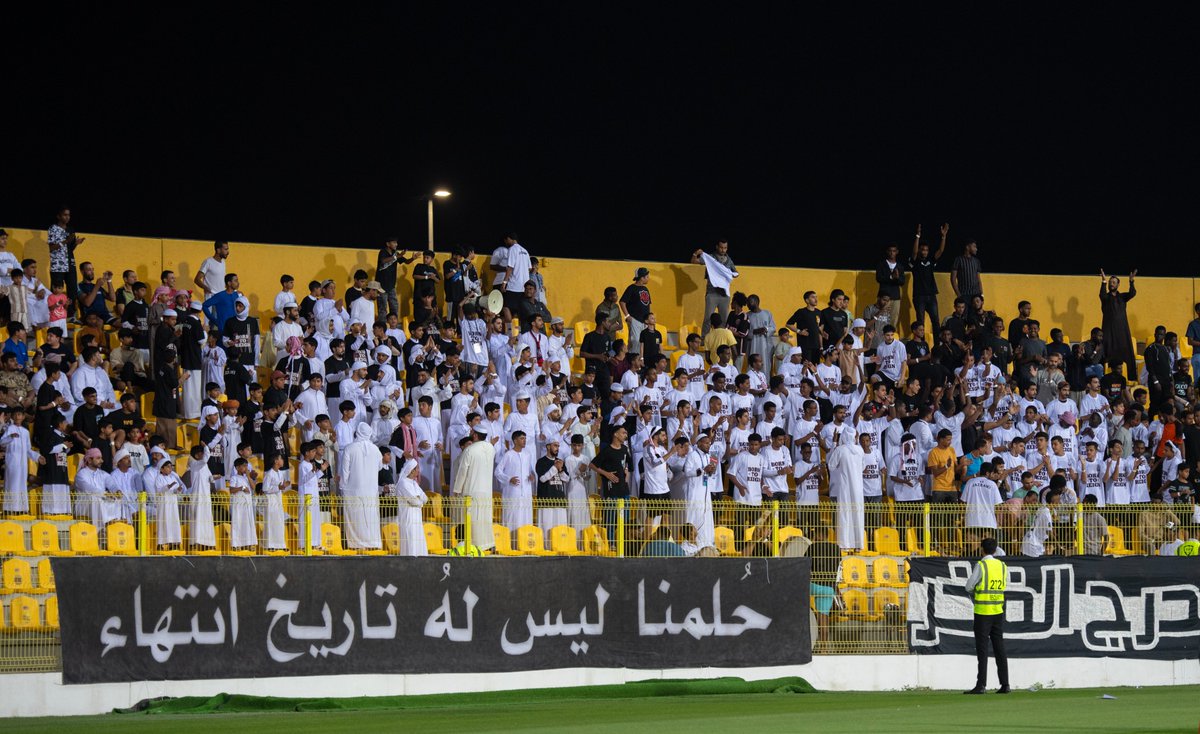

{"left": 701, "top": 252, "right": 735, "bottom": 296}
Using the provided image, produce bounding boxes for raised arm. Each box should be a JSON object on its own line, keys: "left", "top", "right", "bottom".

{"left": 910, "top": 224, "right": 922, "bottom": 259}
{"left": 934, "top": 222, "right": 949, "bottom": 260}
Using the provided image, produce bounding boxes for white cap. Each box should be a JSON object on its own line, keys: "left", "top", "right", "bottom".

{"left": 162, "top": 308, "right": 178, "bottom": 317}
{"left": 280, "top": 300, "right": 298, "bottom": 311}
{"left": 609, "top": 383, "right": 624, "bottom": 393}
{"left": 189, "top": 300, "right": 203, "bottom": 311}
{"left": 851, "top": 318, "right": 867, "bottom": 329}
{"left": 515, "top": 391, "right": 532, "bottom": 402}
{"left": 350, "top": 360, "right": 368, "bottom": 372}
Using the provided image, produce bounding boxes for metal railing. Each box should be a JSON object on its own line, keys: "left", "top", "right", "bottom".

{"left": 1, "top": 491, "right": 1190, "bottom": 670}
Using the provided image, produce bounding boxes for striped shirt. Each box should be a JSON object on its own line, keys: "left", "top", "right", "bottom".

{"left": 952, "top": 254, "right": 983, "bottom": 296}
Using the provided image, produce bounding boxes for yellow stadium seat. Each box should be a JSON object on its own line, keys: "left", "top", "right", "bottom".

{"left": 713, "top": 526, "right": 735, "bottom": 555}
{"left": 833, "top": 588, "right": 874, "bottom": 622}
{"left": 777, "top": 526, "right": 804, "bottom": 545}
{"left": 106, "top": 522, "right": 139, "bottom": 556}
{"left": 177, "top": 423, "right": 199, "bottom": 451}
{"left": 382, "top": 523, "right": 400, "bottom": 553}
{"left": 840, "top": 556, "right": 874, "bottom": 588}
{"left": 7, "top": 595, "right": 40, "bottom": 632}
{"left": 44, "top": 596, "right": 60, "bottom": 631}
{"left": 581, "top": 525, "right": 613, "bottom": 556}
{"left": 321, "top": 523, "right": 355, "bottom": 556}
{"left": 423, "top": 493, "right": 450, "bottom": 524}
{"left": 282, "top": 490, "right": 299, "bottom": 519}
{"left": 872, "top": 557, "right": 907, "bottom": 588}
{"left": 873, "top": 526, "right": 903, "bottom": 556}
{"left": 573, "top": 321, "right": 591, "bottom": 348}
{"left": 69, "top": 522, "right": 112, "bottom": 556}
{"left": 0, "top": 521, "right": 26, "bottom": 555}
{"left": 679, "top": 322, "right": 701, "bottom": 344}
{"left": 27, "top": 521, "right": 70, "bottom": 557}
{"left": 1106, "top": 526, "right": 1135, "bottom": 556}
{"left": 514, "top": 525, "right": 554, "bottom": 556}
{"left": 874, "top": 588, "right": 903, "bottom": 616}
{"left": 423, "top": 523, "right": 449, "bottom": 555}
{"left": 1, "top": 558, "right": 35, "bottom": 594}
{"left": 548, "top": 525, "right": 582, "bottom": 556}
{"left": 491, "top": 524, "right": 523, "bottom": 557}
{"left": 36, "top": 558, "right": 56, "bottom": 593}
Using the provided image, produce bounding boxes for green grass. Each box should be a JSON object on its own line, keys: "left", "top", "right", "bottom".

{"left": 10, "top": 685, "right": 1200, "bottom": 733}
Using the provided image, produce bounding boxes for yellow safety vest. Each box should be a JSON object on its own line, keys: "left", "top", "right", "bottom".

{"left": 973, "top": 557, "right": 1007, "bottom": 616}
{"left": 448, "top": 543, "right": 483, "bottom": 557}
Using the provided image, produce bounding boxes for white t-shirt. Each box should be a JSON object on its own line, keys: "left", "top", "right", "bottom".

{"left": 197, "top": 256, "right": 226, "bottom": 295}
{"left": 962, "top": 476, "right": 1002, "bottom": 528}
{"left": 1105, "top": 457, "right": 1133, "bottom": 505}
{"left": 875, "top": 339, "right": 907, "bottom": 382}
{"left": 760, "top": 444, "right": 792, "bottom": 495}
{"left": 489, "top": 246, "right": 509, "bottom": 290}
{"left": 861, "top": 450, "right": 883, "bottom": 497}
{"left": 0, "top": 250, "right": 20, "bottom": 288}
{"left": 641, "top": 445, "right": 670, "bottom": 496}
{"left": 676, "top": 353, "right": 707, "bottom": 401}
{"left": 730, "top": 451, "right": 764, "bottom": 506}
{"left": 793, "top": 459, "right": 822, "bottom": 505}
{"left": 888, "top": 450, "right": 927, "bottom": 502}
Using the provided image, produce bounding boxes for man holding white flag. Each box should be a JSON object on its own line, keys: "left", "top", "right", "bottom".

{"left": 691, "top": 239, "right": 739, "bottom": 335}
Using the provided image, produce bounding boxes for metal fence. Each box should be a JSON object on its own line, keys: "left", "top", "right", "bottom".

{"left": 1, "top": 493, "right": 1190, "bottom": 670}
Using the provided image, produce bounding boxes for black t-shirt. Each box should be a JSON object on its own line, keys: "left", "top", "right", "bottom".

{"left": 1008, "top": 317, "right": 1031, "bottom": 348}
{"left": 152, "top": 367, "right": 179, "bottom": 419}
{"left": 820, "top": 307, "right": 849, "bottom": 346}
{"left": 592, "top": 442, "right": 632, "bottom": 498}
{"left": 987, "top": 335, "right": 1013, "bottom": 375}
{"left": 535, "top": 456, "right": 568, "bottom": 501}
{"left": 1100, "top": 373, "right": 1127, "bottom": 401}
{"left": 178, "top": 314, "right": 204, "bottom": 370}
{"left": 345, "top": 286, "right": 363, "bottom": 307}
{"left": 413, "top": 264, "right": 438, "bottom": 302}
{"left": 788, "top": 308, "right": 822, "bottom": 352}
{"left": 39, "top": 342, "right": 76, "bottom": 370}
{"left": 620, "top": 284, "right": 652, "bottom": 322}
{"left": 222, "top": 318, "right": 260, "bottom": 366}
{"left": 103, "top": 409, "right": 144, "bottom": 436}
{"left": 73, "top": 404, "right": 105, "bottom": 444}
{"left": 907, "top": 256, "right": 938, "bottom": 297}
{"left": 123, "top": 300, "right": 150, "bottom": 349}
{"left": 904, "top": 338, "right": 930, "bottom": 363}
{"left": 1181, "top": 424, "right": 1200, "bottom": 471}
{"left": 581, "top": 331, "right": 613, "bottom": 375}
{"left": 639, "top": 328, "right": 663, "bottom": 362}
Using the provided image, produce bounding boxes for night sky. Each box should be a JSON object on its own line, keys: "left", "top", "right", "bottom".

{"left": 4, "top": 5, "right": 1194, "bottom": 276}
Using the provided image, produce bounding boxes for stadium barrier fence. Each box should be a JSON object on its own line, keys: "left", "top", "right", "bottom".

{"left": 0, "top": 492, "right": 1189, "bottom": 670}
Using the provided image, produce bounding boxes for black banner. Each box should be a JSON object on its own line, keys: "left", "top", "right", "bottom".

{"left": 908, "top": 556, "right": 1200, "bottom": 659}
{"left": 53, "top": 556, "right": 810, "bottom": 684}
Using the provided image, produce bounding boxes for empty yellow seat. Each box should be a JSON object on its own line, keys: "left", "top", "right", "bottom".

{"left": 873, "top": 526, "right": 903, "bottom": 556}
{"left": 548, "top": 525, "right": 582, "bottom": 555}
{"left": 321, "top": 523, "right": 355, "bottom": 556}
{"left": 1106, "top": 526, "right": 1135, "bottom": 556}
{"left": 492, "top": 524, "right": 523, "bottom": 556}
{"left": 833, "top": 588, "right": 874, "bottom": 622}
{"left": 25, "top": 522, "right": 68, "bottom": 556}
{"left": 424, "top": 523, "right": 449, "bottom": 555}
{"left": 382, "top": 523, "right": 400, "bottom": 553}
{"left": 874, "top": 588, "right": 904, "bottom": 617}
{"left": 713, "top": 526, "right": 735, "bottom": 555}
{"left": 44, "top": 596, "right": 60, "bottom": 630}
{"left": 36, "top": 558, "right": 56, "bottom": 593}
{"left": 69, "top": 522, "right": 112, "bottom": 556}
{"left": 840, "top": 556, "right": 873, "bottom": 588}
{"left": 6, "top": 595, "right": 40, "bottom": 632}
{"left": 0, "top": 521, "right": 27, "bottom": 555}
{"left": 514, "top": 525, "right": 554, "bottom": 556}
{"left": 107, "top": 521, "right": 139, "bottom": 556}
{"left": 1, "top": 558, "right": 35, "bottom": 594}
{"left": 872, "top": 556, "right": 907, "bottom": 587}
{"left": 581, "top": 525, "right": 613, "bottom": 556}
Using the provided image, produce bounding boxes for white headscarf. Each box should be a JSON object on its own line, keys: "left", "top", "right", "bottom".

{"left": 235, "top": 295, "right": 250, "bottom": 321}
{"left": 355, "top": 422, "right": 374, "bottom": 442}
{"left": 401, "top": 458, "right": 420, "bottom": 479}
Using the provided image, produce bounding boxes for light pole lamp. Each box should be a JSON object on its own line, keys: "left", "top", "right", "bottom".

{"left": 426, "top": 189, "right": 451, "bottom": 249}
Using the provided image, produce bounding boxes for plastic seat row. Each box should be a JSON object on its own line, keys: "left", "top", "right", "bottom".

{"left": 0, "top": 594, "right": 58, "bottom": 632}
{"left": 833, "top": 588, "right": 905, "bottom": 623}
{"left": 839, "top": 556, "right": 908, "bottom": 589}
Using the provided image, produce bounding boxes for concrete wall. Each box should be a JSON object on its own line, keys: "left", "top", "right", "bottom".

{"left": 4, "top": 654, "right": 1196, "bottom": 717}
{"left": 3, "top": 227, "right": 1195, "bottom": 344}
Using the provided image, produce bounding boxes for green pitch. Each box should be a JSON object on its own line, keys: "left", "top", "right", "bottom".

{"left": 8, "top": 681, "right": 1200, "bottom": 733}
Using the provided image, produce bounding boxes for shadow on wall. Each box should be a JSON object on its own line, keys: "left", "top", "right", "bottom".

{"left": 1046, "top": 295, "right": 1086, "bottom": 343}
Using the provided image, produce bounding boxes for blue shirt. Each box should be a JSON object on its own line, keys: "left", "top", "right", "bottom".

{"left": 77, "top": 282, "right": 112, "bottom": 321}
{"left": 203, "top": 290, "right": 239, "bottom": 332}
{"left": 2, "top": 337, "right": 27, "bottom": 367}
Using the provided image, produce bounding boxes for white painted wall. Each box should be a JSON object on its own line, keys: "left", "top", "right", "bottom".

{"left": 5, "top": 655, "right": 1198, "bottom": 718}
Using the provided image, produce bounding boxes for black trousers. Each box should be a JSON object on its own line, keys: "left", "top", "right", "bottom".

{"left": 974, "top": 614, "right": 1009, "bottom": 689}
{"left": 912, "top": 294, "right": 940, "bottom": 334}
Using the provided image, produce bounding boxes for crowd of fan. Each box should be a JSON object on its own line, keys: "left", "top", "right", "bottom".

{"left": 0, "top": 213, "right": 1198, "bottom": 559}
